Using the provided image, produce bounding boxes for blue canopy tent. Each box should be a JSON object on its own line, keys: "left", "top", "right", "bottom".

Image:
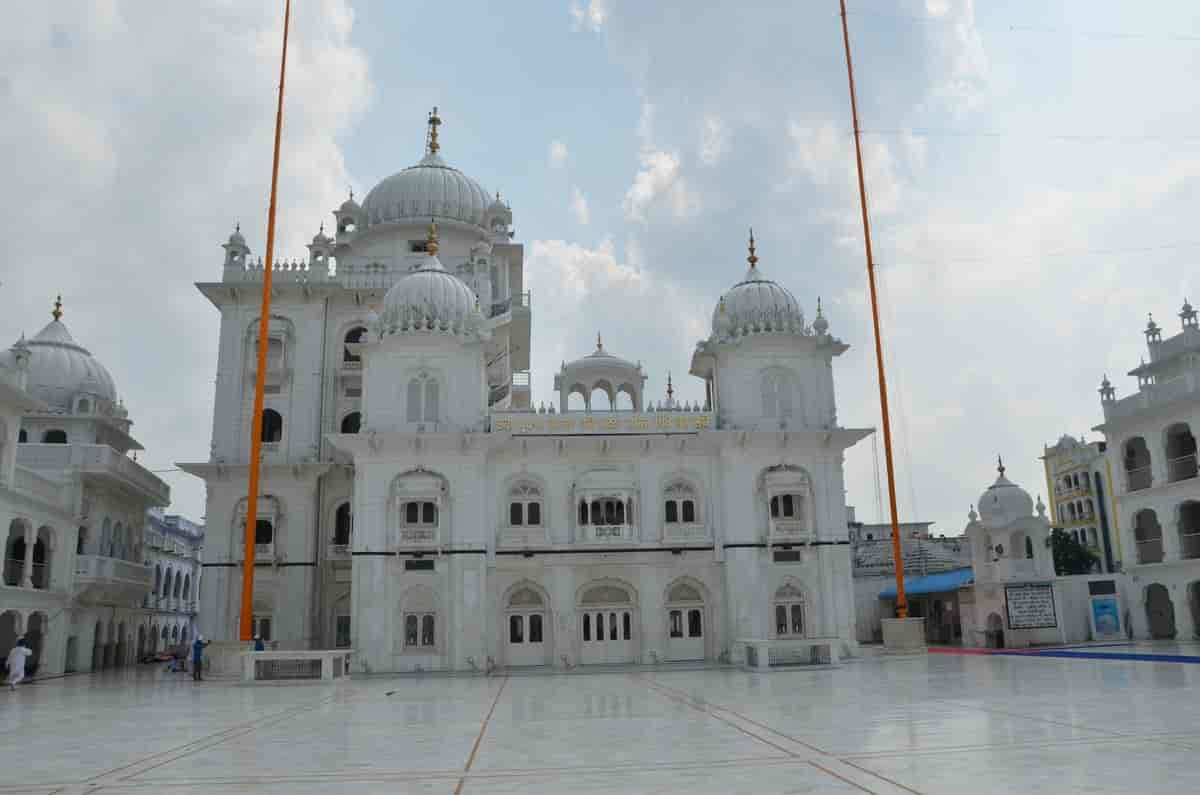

{"left": 879, "top": 567, "right": 974, "bottom": 599}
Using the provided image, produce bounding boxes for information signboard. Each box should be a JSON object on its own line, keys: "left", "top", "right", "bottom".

{"left": 1004, "top": 583, "right": 1058, "bottom": 630}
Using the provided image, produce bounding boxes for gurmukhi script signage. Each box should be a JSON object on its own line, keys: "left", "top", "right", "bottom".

{"left": 491, "top": 411, "right": 713, "bottom": 435}
{"left": 1004, "top": 583, "right": 1058, "bottom": 630}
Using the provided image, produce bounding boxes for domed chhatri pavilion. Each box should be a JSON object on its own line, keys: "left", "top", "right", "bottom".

{"left": 181, "top": 109, "right": 871, "bottom": 672}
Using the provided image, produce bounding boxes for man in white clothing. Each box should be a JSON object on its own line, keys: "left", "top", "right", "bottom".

{"left": 6, "top": 637, "right": 32, "bottom": 690}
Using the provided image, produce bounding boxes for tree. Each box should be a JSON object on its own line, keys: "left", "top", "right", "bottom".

{"left": 1051, "top": 529, "right": 1098, "bottom": 575}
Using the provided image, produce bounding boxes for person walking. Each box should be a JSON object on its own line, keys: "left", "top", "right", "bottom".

{"left": 253, "top": 634, "right": 265, "bottom": 652}
{"left": 6, "top": 638, "right": 32, "bottom": 690}
{"left": 191, "top": 635, "right": 210, "bottom": 681}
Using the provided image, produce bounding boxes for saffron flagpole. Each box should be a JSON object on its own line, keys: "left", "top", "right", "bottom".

{"left": 240, "top": 0, "right": 292, "bottom": 642}
{"left": 838, "top": 0, "right": 909, "bottom": 618}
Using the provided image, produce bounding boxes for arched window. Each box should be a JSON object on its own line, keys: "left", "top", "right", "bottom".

{"left": 42, "top": 429, "right": 68, "bottom": 444}
{"left": 162, "top": 569, "right": 172, "bottom": 598}
{"left": 773, "top": 583, "right": 805, "bottom": 638}
{"left": 400, "top": 586, "right": 437, "bottom": 649}
{"left": 261, "top": 409, "right": 283, "bottom": 443}
{"left": 340, "top": 412, "right": 361, "bottom": 434}
{"left": 761, "top": 369, "right": 795, "bottom": 419}
{"left": 1178, "top": 501, "right": 1200, "bottom": 559}
{"left": 1165, "top": 423, "right": 1198, "bottom": 482}
{"left": 663, "top": 482, "right": 698, "bottom": 525}
{"left": 1134, "top": 509, "right": 1164, "bottom": 564}
{"left": 343, "top": 327, "right": 367, "bottom": 363}
{"left": 508, "top": 483, "right": 543, "bottom": 526}
{"left": 182, "top": 574, "right": 191, "bottom": 602}
{"left": 405, "top": 373, "right": 439, "bottom": 423}
{"left": 255, "top": 519, "right": 274, "bottom": 546}
{"left": 1123, "top": 437, "right": 1152, "bottom": 491}
{"left": 76, "top": 527, "right": 87, "bottom": 556}
{"left": 1025, "top": 536, "right": 1034, "bottom": 559}
{"left": 333, "top": 503, "right": 352, "bottom": 546}
{"left": 400, "top": 501, "right": 438, "bottom": 526}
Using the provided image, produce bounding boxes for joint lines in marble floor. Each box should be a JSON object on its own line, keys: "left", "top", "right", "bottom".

{"left": 454, "top": 675, "right": 509, "bottom": 795}
{"left": 636, "top": 675, "right": 924, "bottom": 795}
{"left": 74, "top": 692, "right": 347, "bottom": 792}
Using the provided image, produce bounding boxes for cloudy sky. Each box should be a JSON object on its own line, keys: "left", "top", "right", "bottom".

{"left": 3, "top": 0, "right": 1198, "bottom": 532}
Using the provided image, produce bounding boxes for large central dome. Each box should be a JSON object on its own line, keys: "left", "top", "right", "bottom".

{"left": 360, "top": 109, "right": 491, "bottom": 229}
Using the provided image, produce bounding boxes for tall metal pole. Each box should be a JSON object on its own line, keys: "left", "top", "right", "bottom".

{"left": 838, "top": 0, "right": 908, "bottom": 618}
{"left": 239, "top": 0, "right": 292, "bottom": 641}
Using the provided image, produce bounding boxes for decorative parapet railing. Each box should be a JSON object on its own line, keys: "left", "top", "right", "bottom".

{"left": 75, "top": 555, "right": 154, "bottom": 589}
{"left": 1104, "top": 372, "right": 1199, "bottom": 422}
{"left": 18, "top": 444, "right": 169, "bottom": 505}
{"left": 578, "top": 524, "right": 636, "bottom": 543}
{"left": 491, "top": 409, "right": 714, "bottom": 436}
{"left": 396, "top": 527, "right": 438, "bottom": 548}
{"left": 663, "top": 523, "right": 709, "bottom": 541}
{"left": 223, "top": 259, "right": 333, "bottom": 283}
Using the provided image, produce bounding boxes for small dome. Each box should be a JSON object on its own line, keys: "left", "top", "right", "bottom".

{"left": 977, "top": 460, "right": 1034, "bottom": 527}
{"left": 380, "top": 225, "right": 480, "bottom": 336}
{"left": 228, "top": 224, "right": 246, "bottom": 247}
{"left": 338, "top": 190, "right": 362, "bottom": 216}
{"left": 362, "top": 152, "right": 491, "bottom": 230}
{"left": 20, "top": 315, "right": 118, "bottom": 411}
{"left": 562, "top": 336, "right": 641, "bottom": 374}
{"left": 712, "top": 230, "right": 804, "bottom": 337}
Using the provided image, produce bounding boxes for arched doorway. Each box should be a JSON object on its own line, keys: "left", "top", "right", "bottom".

{"left": 504, "top": 584, "right": 548, "bottom": 667}
{"left": 91, "top": 621, "right": 105, "bottom": 670}
{"left": 1145, "top": 583, "right": 1176, "bottom": 639}
{"left": 986, "top": 612, "right": 1005, "bottom": 648}
{"left": 149, "top": 624, "right": 159, "bottom": 654}
{"left": 116, "top": 622, "right": 127, "bottom": 667}
{"left": 26, "top": 612, "right": 47, "bottom": 675}
{"left": 664, "top": 580, "right": 706, "bottom": 661}
{"left": 578, "top": 581, "right": 636, "bottom": 665}
{"left": 104, "top": 620, "right": 116, "bottom": 668}
{"left": 0, "top": 611, "right": 22, "bottom": 663}
{"left": 1188, "top": 582, "right": 1200, "bottom": 640}
{"left": 137, "top": 625, "right": 147, "bottom": 661}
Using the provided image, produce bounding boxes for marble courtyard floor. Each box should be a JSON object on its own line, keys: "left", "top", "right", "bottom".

{"left": 3, "top": 644, "right": 1200, "bottom": 794}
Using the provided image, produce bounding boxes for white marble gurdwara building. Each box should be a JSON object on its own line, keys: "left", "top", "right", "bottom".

{"left": 182, "top": 111, "right": 870, "bottom": 673}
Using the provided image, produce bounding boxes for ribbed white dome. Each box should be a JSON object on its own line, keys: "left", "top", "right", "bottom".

{"left": 713, "top": 264, "right": 805, "bottom": 337}
{"left": 362, "top": 153, "right": 491, "bottom": 229}
{"left": 20, "top": 319, "right": 118, "bottom": 410}
{"left": 381, "top": 252, "right": 481, "bottom": 336}
{"left": 977, "top": 469, "right": 1034, "bottom": 527}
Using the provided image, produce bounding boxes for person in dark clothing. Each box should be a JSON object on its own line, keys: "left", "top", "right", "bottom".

{"left": 191, "top": 635, "right": 210, "bottom": 681}
{"left": 253, "top": 635, "right": 265, "bottom": 652}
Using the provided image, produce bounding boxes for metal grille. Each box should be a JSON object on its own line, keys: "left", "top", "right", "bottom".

{"left": 255, "top": 659, "right": 322, "bottom": 680}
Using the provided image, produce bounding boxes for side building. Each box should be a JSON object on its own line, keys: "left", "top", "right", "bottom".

{"left": 1041, "top": 434, "right": 1119, "bottom": 572}
{"left": 1095, "top": 303, "right": 1200, "bottom": 640}
{"left": 1, "top": 298, "right": 188, "bottom": 676}
{"left": 142, "top": 508, "right": 204, "bottom": 654}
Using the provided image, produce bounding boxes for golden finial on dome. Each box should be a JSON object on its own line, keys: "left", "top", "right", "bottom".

{"left": 596, "top": 332, "right": 603, "bottom": 351}
{"left": 747, "top": 227, "right": 758, "bottom": 268}
{"left": 997, "top": 454, "right": 1005, "bottom": 477}
{"left": 426, "top": 217, "right": 439, "bottom": 256}
{"left": 52, "top": 295, "right": 63, "bottom": 321}
{"left": 427, "top": 106, "right": 442, "bottom": 154}
{"left": 666, "top": 371, "right": 674, "bottom": 400}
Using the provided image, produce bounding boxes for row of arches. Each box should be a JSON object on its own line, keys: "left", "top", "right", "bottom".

{"left": 0, "top": 611, "right": 192, "bottom": 677}
{"left": 14, "top": 429, "right": 69, "bottom": 444}
{"left": 1132, "top": 502, "right": 1200, "bottom": 563}
{"left": 151, "top": 563, "right": 195, "bottom": 604}
{"left": 1123, "top": 422, "right": 1198, "bottom": 491}
{"left": 1143, "top": 582, "right": 1200, "bottom": 641}
{"left": 3, "top": 520, "right": 53, "bottom": 589}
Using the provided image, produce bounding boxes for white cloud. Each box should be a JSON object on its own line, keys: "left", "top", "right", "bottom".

{"left": 549, "top": 139, "right": 569, "bottom": 167}
{"left": 0, "top": 1, "right": 372, "bottom": 520}
{"left": 524, "top": 238, "right": 709, "bottom": 405}
{"left": 623, "top": 102, "right": 701, "bottom": 223}
{"left": 570, "top": 186, "right": 591, "bottom": 225}
{"left": 569, "top": 0, "right": 608, "bottom": 32}
{"left": 698, "top": 114, "right": 727, "bottom": 166}
{"left": 925, "top": 0, "right": 989, "bottom": 113}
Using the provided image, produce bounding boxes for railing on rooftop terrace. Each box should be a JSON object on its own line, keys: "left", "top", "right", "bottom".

{"left": 1168, "top": 455, "right": 1198, "bottom": 483}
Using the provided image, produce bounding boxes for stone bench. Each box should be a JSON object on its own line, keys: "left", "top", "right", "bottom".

{"left": 240, "top": 649, "right": 354, "bottom": 683}
{"left": 736, "top": 637, "right": 840, "bottom": 670}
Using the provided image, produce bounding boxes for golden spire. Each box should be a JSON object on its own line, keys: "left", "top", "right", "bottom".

{"left": 997, "top": 454, "right": 1005, "bottom": 477}
{"left": 747, "top": 227, "right": 758, "bottom": 268}
{"left": 666, "top": 371, "right": 674, "bottom": 400}
{"left": 52, "top": 295, "right": 63, "bottom": 322}
{"left": 427, "top": 106, "right": 442, "bottom": 154}
{"left": 426, "top": 217, "right": 439, "bottom": 256}
{"left": 596, "top": 332, "right": 603, "bottom": 351}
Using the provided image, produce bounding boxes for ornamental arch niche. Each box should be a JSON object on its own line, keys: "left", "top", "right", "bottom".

{"left": 1145, "top": 583, "right": 1176, "bottom": 640}
{"left": 576, "top": 578, "right": 638, "bottom": 665}
{"left": 663, "top": 576, "right": 710, "bottom": 661}
{"left": 389, "top": 469, "right": 448, "bottom": 546}
{"left": 758, "top": 464, "right": 816, "bottom": 542}
{"left": 502, "top": 580, "right": 551, "bottom": 667}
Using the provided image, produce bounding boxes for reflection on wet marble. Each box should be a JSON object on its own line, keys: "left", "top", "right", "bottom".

{"left": 3, "top": 642, "right": 1198, "bottom": 793}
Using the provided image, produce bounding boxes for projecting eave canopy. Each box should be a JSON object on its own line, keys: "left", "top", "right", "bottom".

{"left": 195, "top": 280, "right": 343, "bottom": 308}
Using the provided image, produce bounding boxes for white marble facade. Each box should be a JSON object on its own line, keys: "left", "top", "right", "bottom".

{"left": 1, "top": 298, "right": 181, "bottom": 676}
{"left": 183, "top": 110, "right": 869, "bottom": 672}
